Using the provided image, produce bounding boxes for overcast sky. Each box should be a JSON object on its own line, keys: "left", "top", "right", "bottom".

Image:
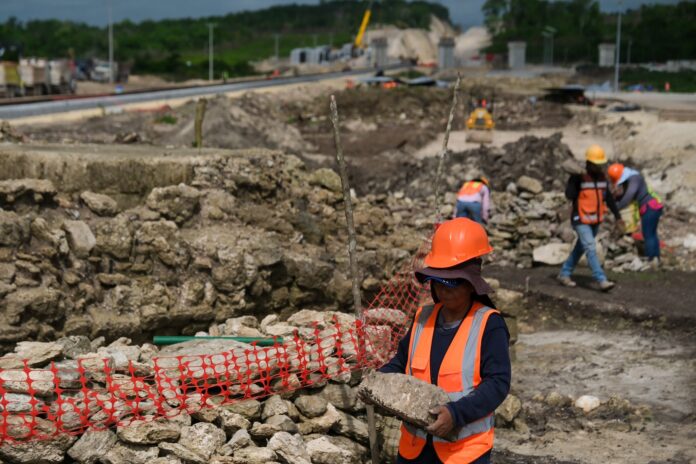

{"left": 0, "top": 0, "right": 683, "bottom": 28}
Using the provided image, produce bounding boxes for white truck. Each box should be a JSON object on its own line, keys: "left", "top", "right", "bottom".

{"left": 19, "top": 58, "right": 49, "bottom": 95}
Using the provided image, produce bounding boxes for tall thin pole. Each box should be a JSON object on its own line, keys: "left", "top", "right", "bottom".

{"left": 434, "top": 74, "right": 461, "bottom": 224}
{"left": 208, "top": 23, "right": 216, "bottom": 82}
{"left": 330, "top": 93, "right": 380, "bottom": 464}
{"left": 274, "top": 34, "right": 280, "bottom": 63}
{"left": 614, "top": 3, "right": 622, "bottom": 92}
{"left": 108, "top": 0, "right": 113, "bottom": 84}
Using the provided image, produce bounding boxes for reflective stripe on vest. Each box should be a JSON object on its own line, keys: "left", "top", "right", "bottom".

{"left": 578, "top": 175, "right": 607, "bottom": 224}
{"left": 400, "top": 302, "right": 498, "bottom": 460}
{"left": 458, "top": 181, "right": 483, "bottom": 198}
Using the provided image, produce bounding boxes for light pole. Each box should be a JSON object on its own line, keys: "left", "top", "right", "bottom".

{"left": 208, "top": 23, "right": 216, "bottom": 82}
{"left": 614, "top": 1, "right": 623, "bottom": 92}
{"left": 108, "top": 0, "right": 114, "bottom": 84}
{"left": 274, "top": 34, "right": 280, "bottom": 63}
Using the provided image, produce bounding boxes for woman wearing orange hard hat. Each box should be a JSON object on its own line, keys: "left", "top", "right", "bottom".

{"left": 557, "top": 145, "right": 625, "bottom": 291}
{"left": 607, "top": 163, "right": 664, "bottom": 263}
{"left": 380, "top": 218, "right": 511, "bottom": 464}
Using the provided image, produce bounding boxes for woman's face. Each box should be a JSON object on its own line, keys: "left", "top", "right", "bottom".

{"left": 433, "top": 280, "right": 475, "bottom": 312}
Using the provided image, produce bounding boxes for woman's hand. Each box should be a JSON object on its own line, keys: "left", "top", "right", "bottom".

{"left": 426, "top": 405, "right": 455, "bottom": 438}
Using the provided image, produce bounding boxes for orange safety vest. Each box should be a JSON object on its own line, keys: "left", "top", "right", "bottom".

{"left": 457, "top": 181, "right": 484, "bottom": 198}
{"left": 399, "top": 302, "right": 499, "bottom": 463}
{"left": 577, "top": 174, "right": 608, "bottom": 225}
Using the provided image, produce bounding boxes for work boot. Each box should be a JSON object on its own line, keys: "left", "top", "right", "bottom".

{"left": 556, "top": 275, "right": 576, "bottom": 287}
{"left": 597, "top": 280, "right": 615, "bottom": 292}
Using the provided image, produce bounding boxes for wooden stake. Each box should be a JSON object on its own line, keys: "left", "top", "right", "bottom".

{"left": 194, "top": 98, "right": 207, "bottom": 151}
{"left": 330, "top": 94, "right": 380, "bottom": 463}
{"left": 434, "top": 74, "right": 462, "bottom": 224}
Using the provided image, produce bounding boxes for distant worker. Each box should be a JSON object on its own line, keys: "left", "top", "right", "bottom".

{"left": 380, "top": 218, "right": 511, "bottom": 464}
{"left": 455, "top": 175, "right": 491, "bottom": 225}
{"left": 607, "top": 163, "right": 664, "bottom": 263}
{"left": 557, "top": 145, "right": 625, "bottom": 291}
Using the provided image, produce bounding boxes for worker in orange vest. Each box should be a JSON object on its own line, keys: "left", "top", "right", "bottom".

{"left": 557, "top": 145, "right": 625, "bottom": 291}
{"left": 455, "top": 176, "right": 491, "bottom": 225}
{"left": 380, "top": 218, "right": 511, "bottom": 464}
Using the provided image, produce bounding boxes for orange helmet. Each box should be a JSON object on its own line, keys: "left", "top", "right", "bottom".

{"left": 607, "top": 163, "right": 624, "bottom": 185}
{"left": 424, "top": 218, "right": 493, "bottom": 269}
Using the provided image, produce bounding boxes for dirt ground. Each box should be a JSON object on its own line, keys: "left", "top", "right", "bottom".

{"left": 495, "top": 289, "right": 696, "bottom": 464}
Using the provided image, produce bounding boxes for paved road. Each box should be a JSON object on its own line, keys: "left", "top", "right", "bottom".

{"left": 589, "top": 90, "right": 696, "bottom": 111}
{"left": 0, "top": 67, "right": 389, "bottom": 120}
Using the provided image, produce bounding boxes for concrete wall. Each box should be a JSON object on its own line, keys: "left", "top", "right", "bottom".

{"left": 598, "top": 44, "right": 616, "bottom": 68}
{"left": 438, "top": 38, "right": 456, "bottom": 70}
{"left": 371, "top": 38, "right": 388, "bottom": 69}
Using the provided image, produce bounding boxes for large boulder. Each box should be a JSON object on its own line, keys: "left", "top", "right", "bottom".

{"left": 0, "top": 210, "right": 29, "bottom": 246}
{"left": 517, "top": 175, "right": 544, "bottom": 195}
{"left": 67, "top": 429, "right": 118, "bottom": 464}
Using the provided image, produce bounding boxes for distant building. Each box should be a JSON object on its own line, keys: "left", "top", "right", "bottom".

{"left": 598, "top": 44, "right": 616, "bottom": 67}
{"left": 508, "top": 42, "right": 526, "bottom": 69}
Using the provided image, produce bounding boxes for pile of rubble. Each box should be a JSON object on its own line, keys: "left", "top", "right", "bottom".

{"left": 0, "top": 146, "right": 429, "bottom": 352}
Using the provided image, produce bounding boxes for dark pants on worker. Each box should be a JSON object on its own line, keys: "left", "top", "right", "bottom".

{"left": 641, "top": 207, "right": 662, "bottom": 260}
{"left": 456, "top": 201, "right": 483, "bottom": 224}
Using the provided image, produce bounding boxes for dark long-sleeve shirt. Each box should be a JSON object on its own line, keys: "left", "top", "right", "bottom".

{"left": 565, "top": 173, "right": 621, "bottom": 225}
{"left": 615, "top": 174, "right": 653, "bottom": 210}
{"left": 379, "top": 307, "right": 511, "bottom": 464}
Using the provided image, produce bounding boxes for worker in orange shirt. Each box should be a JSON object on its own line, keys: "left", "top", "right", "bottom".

{"left": 455, "top": 175, "right": 491, "bottom": 225}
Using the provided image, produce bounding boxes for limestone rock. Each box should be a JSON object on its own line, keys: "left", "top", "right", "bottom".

{"left": 545, "top": 391, "right": 572, "bottom": 408}
{"left": 81, "top": 191, "right": 119, "bottom": 216}
{"left": 102, "top": 442, "right": 160, "bottom": 464}
{"left": 216, "top": 409, "right": 251, "bottom": 437}
{"left": 358, "top": 371, "right": 452, "bottom": 438}
{"left": 306, "top": 436, "right": 353, "bottom": 464}
{"left": 496, "top": 394, "right": 522, "bottom": 423}
{"left": 298, "top": 403, "right": 341, "bottom": 435}
{"left": 0, "top": 340, "right": 63, "bottom": 369}
{"left": 147, "top": 184, "right": 201, "bottom": 224}
{"left": 63, "top": 220, "right": 96, "bottom": 258}
{"left": 158, "top": 443, "right": 207, "bottom": 464}
{"left": 55, "top": 335, "right": 92, "bottom": 359}
{"left": 333, "top": 409, "right": 369, "bottom": 444}
{"left": 268, "top": 432, "right": 311, "bottom": 464}
{"left": 117, "top": 418, "right": 181, "bottom": 445}
{"left": 265, "top": 414, "right": 298, "bottom": 434}
{"left": 177, "top": 422, "right": 227, "bottom": 461}
{"left": 320, "top": 383, "right": 358, "bottom": 411}
{"left": 223, "top": 399, "right": 262, "bottom": 421}
{"left": 533, "top": 243, "right": 571, "bottom": 265}
{"left": 0, "top": 210, "right": 29, "bottom": 246}
{"left": 0, "top": 434, "right": 75, "bottom": 464}
{"left": 575, "top": 395, "right": 601, "bottom": 413}
{"left": 67, "top": 428, "right": 118, "bottom": 464}
{"left": 309, "top": 168, "right": 341, "bottom": 193}
{"left": 94, "top": 216, "right": 132, "bottom": 259}
{"left": 216, "top": 428, "right": 251, "bottom": 456}
{"left": 294, "top": 395, "right": 328, "bottom": 418}
{"left": 517, "top": 176, "right": 544, "bottom": 195}
{"left": 230, "top": 446, "right": 277, "bottom": 464}
{"left": 262, "top": 394, "right": 289, "bottom": 420}
{"left": 0, "top": 179, "right": 56, "bottom": 203}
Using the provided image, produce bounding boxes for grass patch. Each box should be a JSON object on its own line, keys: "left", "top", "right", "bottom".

{"left": 621, "top": 68, "right": 696, "bottom": 93}
{"left": 154, "top": 114, "right": 178, "bottom": 125}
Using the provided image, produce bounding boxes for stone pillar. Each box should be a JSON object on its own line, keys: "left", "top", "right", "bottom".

{"left": 598, "top": 43, "right": 616, "bottom": 67}
{"left": 438, "top": 37, "right": 456, "bottom": 70}
{"left": 507, "top": 41, "right": 526, "bottom": 69}
{"left": 371, "top": 38, "right": 388, "bottom": 68}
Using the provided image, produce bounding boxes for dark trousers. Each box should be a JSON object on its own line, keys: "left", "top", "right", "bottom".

{"left": 641, "top": 207, "right": 662, "bottom": 259}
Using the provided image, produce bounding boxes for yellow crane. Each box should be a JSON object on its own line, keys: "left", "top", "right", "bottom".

{"left": 354, "top": 0, "right": 374, "bottom": 49}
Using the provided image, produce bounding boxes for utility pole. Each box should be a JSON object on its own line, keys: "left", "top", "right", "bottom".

{"left": 274, "top": 34, "right": 280, "bottom": 63}
{"left": 208, "top": 23, "right": 216, "bottom": 82}
{"left": 614, "top": 1, "right": 623, "bottom": 92}
{"left": 108, "top": 0, "right": 114, "bottom": 84}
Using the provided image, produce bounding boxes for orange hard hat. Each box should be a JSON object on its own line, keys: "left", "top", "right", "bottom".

{"left": 479, "top": 176, "right": 490, "bottom": 187}
{"left": 585, "top": 144, "right": 607, "bottom": 164}
{"left": 607, "top": 163, "right": 624, "bottom": 184}
{"left": 424, "top": 218, "right": 493, "bottom": 269}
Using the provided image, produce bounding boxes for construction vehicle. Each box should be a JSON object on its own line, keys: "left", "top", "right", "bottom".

{"left": 354, "top": 0, "right": 374, "bottom": 49}
{"left": 465, "top": 91, "right": 495, "bottom": 144}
